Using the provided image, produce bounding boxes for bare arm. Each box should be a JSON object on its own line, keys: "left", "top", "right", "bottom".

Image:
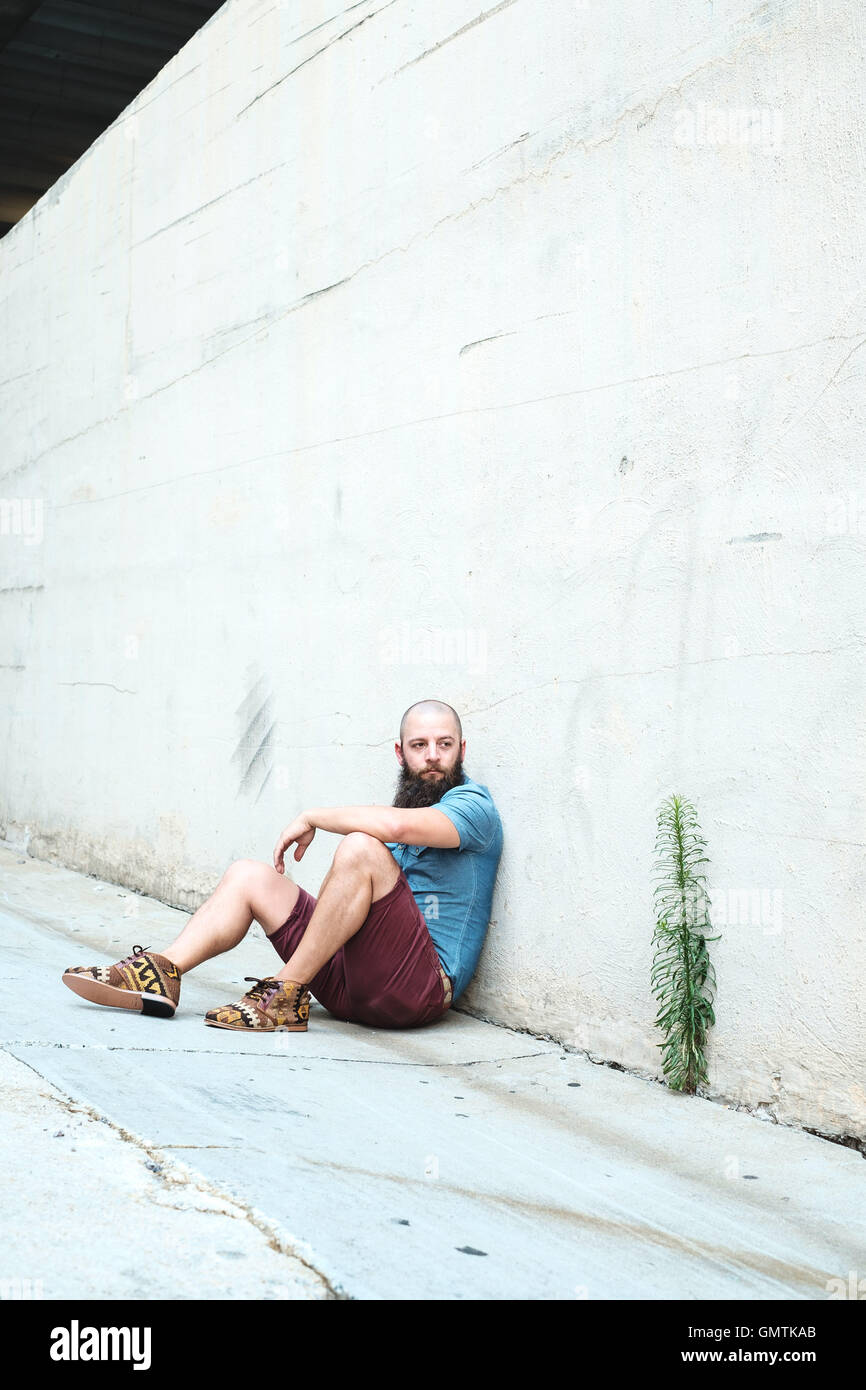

{"left": 274, "top": 804, "right": 459, "bottom": 873}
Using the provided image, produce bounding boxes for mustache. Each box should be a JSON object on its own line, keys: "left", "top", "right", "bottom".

{"left": 392, "top": 755, "right": 463, "bottom": 808}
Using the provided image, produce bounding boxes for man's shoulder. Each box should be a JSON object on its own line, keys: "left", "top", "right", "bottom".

{"left": 440, "top": 773, "right": 498, "bottom": 804}
{"left": 437, "top": 775, "right": 502, "bottom": 848}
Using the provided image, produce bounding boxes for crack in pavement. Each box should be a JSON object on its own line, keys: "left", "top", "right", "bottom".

{"left": 3, "top": 1039, "right": 552, "bottom": 1065}
{"left": 4, "top": 1047, "right": 347, "bottom": 1299}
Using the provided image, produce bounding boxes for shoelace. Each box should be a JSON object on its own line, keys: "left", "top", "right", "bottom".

{"left": 243, "top": 976, "right": 285, "bottom": 1003}
{"left": 120, "top": 945, "right": 148, "bottom": 964}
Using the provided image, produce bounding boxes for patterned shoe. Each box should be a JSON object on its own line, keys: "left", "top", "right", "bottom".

{"left": 62, "top": 944, "right": 181, "bottom": 1018}
{"left": 204, "top": 976, "right": 311, "bottom": 1032}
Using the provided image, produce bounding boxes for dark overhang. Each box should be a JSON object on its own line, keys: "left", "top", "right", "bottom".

{"left": 0, "top": 0, "right": 226, "bottom": 237}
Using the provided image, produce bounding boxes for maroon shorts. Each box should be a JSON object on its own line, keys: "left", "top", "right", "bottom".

{"left": 267, "top": 867, "right": 453, "bottom": 1029}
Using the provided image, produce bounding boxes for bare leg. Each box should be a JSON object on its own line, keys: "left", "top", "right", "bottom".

{"left": 275, "top": 832, "right": 400, "bottom": 984}
{"left": 161, "top": 860, "right": 302, "bottom": 975}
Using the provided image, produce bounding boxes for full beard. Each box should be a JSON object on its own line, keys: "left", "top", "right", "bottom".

{"left": 392, "top": 754, "right": 464, "bottom": 808}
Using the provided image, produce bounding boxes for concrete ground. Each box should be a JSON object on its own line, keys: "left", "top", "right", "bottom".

{"left": 0, "top": 843, "right": 862, "bottom": 1301}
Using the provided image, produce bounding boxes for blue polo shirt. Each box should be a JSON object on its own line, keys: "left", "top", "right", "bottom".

{"left": 385, "top": 773, "right": 503, "bottom": 1002}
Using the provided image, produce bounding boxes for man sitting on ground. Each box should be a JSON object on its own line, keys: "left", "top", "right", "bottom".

{"left": 62, "top": 700, "right": 503, "bottom": 1032}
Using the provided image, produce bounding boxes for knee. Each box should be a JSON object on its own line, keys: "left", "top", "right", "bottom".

{"left": 334, "top": 832, "right": 385, "bottom": 866}
{"left": 221, "top": 858, "right": 268, "bottom": 889}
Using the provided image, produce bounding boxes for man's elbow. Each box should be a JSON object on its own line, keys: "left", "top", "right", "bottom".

{"left": 386, "top": 810, "right": 411, "bottom": 844}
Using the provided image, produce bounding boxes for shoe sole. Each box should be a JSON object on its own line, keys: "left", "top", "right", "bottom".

{"left": 202, "top": 1018, "right": 307, "bottom": 1032}
{"left": 62, "top": 972, "right": 176, "bottom": 1018}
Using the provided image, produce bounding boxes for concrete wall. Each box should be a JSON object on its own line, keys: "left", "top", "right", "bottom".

{"left": 2, "top": 0, "right": 864, "bottom": 1139}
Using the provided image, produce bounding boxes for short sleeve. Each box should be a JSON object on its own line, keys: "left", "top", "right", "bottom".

{"left": 436, "top": 784, "right": 498, "bottom": 853}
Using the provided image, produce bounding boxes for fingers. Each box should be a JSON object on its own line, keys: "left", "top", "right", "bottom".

{"left": 275, "top": 822, "right": 312, "bottom": 870}
{"left": 291, "top": 827, "right": 313, "bottom": 863}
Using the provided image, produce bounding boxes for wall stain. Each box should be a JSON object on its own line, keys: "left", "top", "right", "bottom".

{"left": 298, "top": 1153, "right": 836, "bottom": 1292}
{"left": 727, "top": 533, "right": 783, "bottom": 543}
{"left": 232, "top": 671, "right": 275, "bottom": 803}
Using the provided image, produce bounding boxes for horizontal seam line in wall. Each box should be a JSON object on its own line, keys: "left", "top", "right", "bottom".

{"left": 32, "top": 330, "right": 866, "bottom": 509}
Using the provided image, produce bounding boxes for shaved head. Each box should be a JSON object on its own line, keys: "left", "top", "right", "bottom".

{"left": 393, "top": 700, "right": 465, "bottom": 808}
{"left": 399, "top": 699, "right": 462, "bottom": 745}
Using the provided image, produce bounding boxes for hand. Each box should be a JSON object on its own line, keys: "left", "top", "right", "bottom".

{"left": 274, "top": 815, "right": 316, "bottom": 873}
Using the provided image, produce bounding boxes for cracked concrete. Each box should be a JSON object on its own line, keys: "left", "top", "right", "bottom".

{"left": 56, "top": 682, "right": 138, "bottom": 695}
{"left": 390, "top": 0, "right": 521, "bottom": 77}
{"left": 237, "top": 0, "right": 400, "bottom": 116}
{"left": 0, "top": 1048, "right": 333, "bottom": 1300}
{"left": 8, "top": 323, "right": 863, "bottom": 501}
{"left": 0, "top": 845, "right": 863, "bottom": 1300}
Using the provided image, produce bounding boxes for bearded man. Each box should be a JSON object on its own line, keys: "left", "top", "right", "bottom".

{"left": 62, "top": 700, "right": 503, "bottom": 1033}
